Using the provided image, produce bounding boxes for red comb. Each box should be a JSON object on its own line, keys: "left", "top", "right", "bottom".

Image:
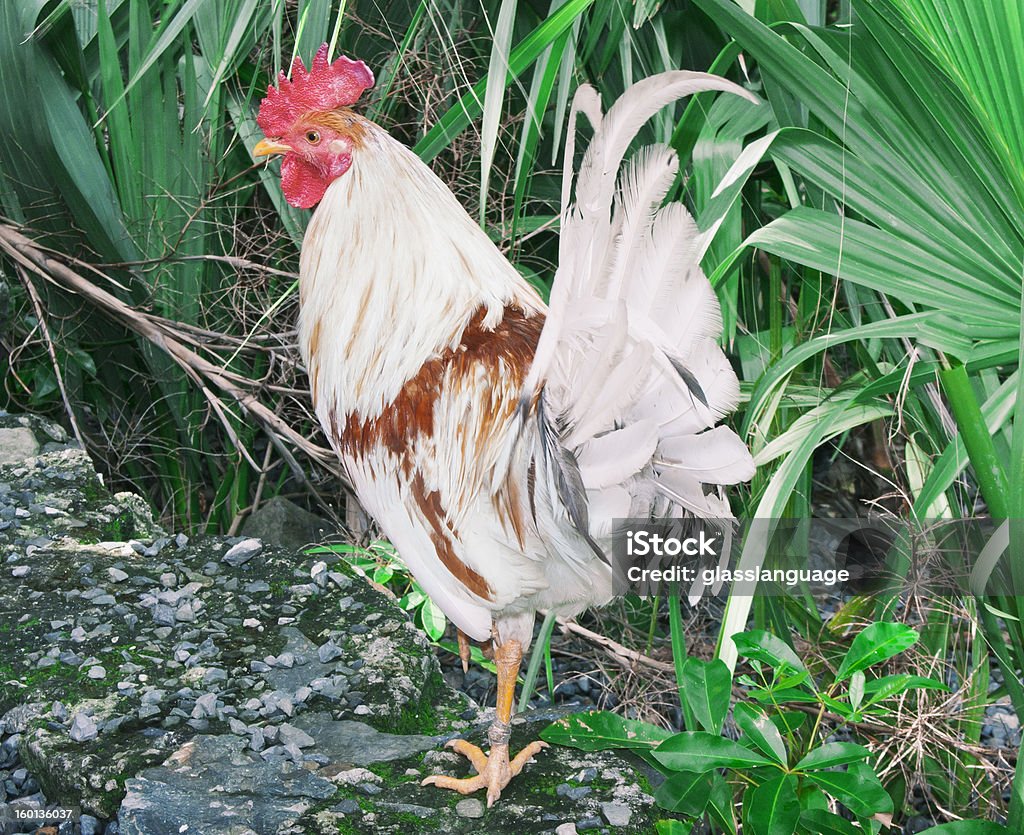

{"left": 257, "top": 44, "right": 374, "bottom": 135}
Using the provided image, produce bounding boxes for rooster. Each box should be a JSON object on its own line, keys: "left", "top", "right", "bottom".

{"left": 254, "top": 45, "right": 756, "bottom": 806}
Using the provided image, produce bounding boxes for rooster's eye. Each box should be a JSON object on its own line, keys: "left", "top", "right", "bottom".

{"left": 305, "top": 130, "right": 321, "bottom": 145}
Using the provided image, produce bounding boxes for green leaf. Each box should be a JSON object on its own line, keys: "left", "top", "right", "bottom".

{"left": 848, "top": 671, "right": 865, "bottom": 713}
{"left": 418, "top": 597, "right": 446, "bottom": 641}
{"left": 807, "top": 762, "right": 894, "bottom": 817}
{"left": 747, "top": 774, "right": 800, "bottom": 835}
{"left": 836, "top": 622, "right": 919, "bottom": 681}
{"left": 861, "top": 673, "right": 948, "bottom": 708}
{"left": 653, "top": 770, "right": 714, "bottom": 815}
{"left": 653, "top": 732, "right": 775, "bottom": 772}
{"left": 732, "top": 630, "right": 806, "bottom": 673}
{"left": 912, "top": 823, "right": 1010, "bottom": 835}
{"left": 707, "top": 771, "right": 738, "bottom": 835}
{"left": 681, "top": 657, "right": 733, "bottom": 735}
{"left": 655, "top": 821, "right": 694, "bottom": 835}
{"left": 540, "top": 711, "right": 672, "bottom": 752}
{"left": 733, "top": 702, "right": 788, "bottom": 765}
{"left": 799, "top": 809, "right": 860, "bottom": 835}
{"left": 794, "top": 742, "right": 871, "bottom": 772}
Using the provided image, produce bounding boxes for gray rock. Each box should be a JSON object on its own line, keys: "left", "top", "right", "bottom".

{"left": 151, "top": 604, "right": 175, "bottom": 627}
{"left": 118, "top": 734, "right": 335, "bottom": 835}
{"left": 68, "top": 713, "right": 98, "bottom": 742}
{"left": 241, "top": 496, "right": 327, "bottom": 549}
{"left": 108, "top": 567, "right": 130, "bottom": 583}
{"left": 0, "top": 427, "right": 39, "bottom": 464}
{"left": 455, "top": 797, "right": 485, "bottom": 818}
{"left": 558, "top": 783, "right": 592, "bottom": 801}
{"left": 601, "top": 801, "right": 633, "bottom": 827}
{"left": 79, "top": 813, "right": 101, "bottom": 835}
{"left": 222, "top": 538, "right": 262, "bottom": 566}
{"left": 278, "top": 723, "right": 315, "bottom": 749}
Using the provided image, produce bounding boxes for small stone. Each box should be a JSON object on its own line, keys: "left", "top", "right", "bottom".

{"left": 79, "top": 814, "right": 101, "bottom": 835}
{"left": 108, "top": 568, "right": 130, "bottom": 583}
{"left": 279, "top": 723, "right": 315, "bottom": 749}
{"left": 87, "top": 665, "right": 106, "bottom": 680}
{"left": 601, "top": 802, "right": 632, "bottom": 827}
{"left": 455, "top": 798, "right": 485, "bottom": 819}
{"left": 243, "top": 618, "right": 261, "bottom": 628}
{"left": 228, "top": 718, "right": 248, "bottom": 735}
{"left": 318, "top": 642, "right": 344, "bottom": 663}
{"left": 334, "top": 798, "right": 360, "bottom": 815}
{"left": 175, "top": 603, "right": 196, "bottom": 622}
{"left": 69, "top": 713, "right": 98, "bottom": 742}
{"left": 555, "top": 825, "right": 579, "bottom": 835}
{"left": 159, "top": 572, "right": 177, "bottom": 587}
{"left": 193, "top": 693, "right": 218, "bottom": 718}
{"left": 223, "top": 538, "right": 262, "bottom": 566}
{"left": 576, "top": 817, "right": 603, "bottom": 832}
{"left": 152, "top": 604, "right": 176, "bottom": 627}
{"left": 557, "top": 783, "right": 591, "bottom": 801}
{"left": 11, "top": 565, "right": 29, "bottom": 577}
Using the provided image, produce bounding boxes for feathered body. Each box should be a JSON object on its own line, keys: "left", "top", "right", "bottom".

{"left": 257, "top": 48, "right": 756, "bottom": 652}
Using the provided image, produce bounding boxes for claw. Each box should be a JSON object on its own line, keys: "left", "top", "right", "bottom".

{"left": 421, "top": 738, "right": 549, "bottom": 807}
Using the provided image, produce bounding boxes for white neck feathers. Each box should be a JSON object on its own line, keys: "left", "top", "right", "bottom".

{"left": 297, "top": 123, "right": 543, "bottom": 424}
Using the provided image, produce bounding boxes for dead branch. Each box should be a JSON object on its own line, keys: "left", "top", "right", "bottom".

{"left": 0, "top": 221, "right": 344, "bottom": 491}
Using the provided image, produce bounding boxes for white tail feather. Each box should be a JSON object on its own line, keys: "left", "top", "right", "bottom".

{"left": 524, "top": 69, "right": 756, "bottom": 540}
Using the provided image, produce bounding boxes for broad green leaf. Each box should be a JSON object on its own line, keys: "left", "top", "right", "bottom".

{"left": 836, "top": 622, "right": 919, "bottom": 681}
{"left": 653, "top": 732, "right": 774, "bottom": 772}
{"left": 807, "top": 762, "right": 894, "bottom": 817}
{"left": 799, "top": 809, "right": 860, "bottom": 835}
{"left": 861, "top": 673, "right": 948, "bottom": 708}
{"left": 655, "top": 821, "right": 694, "bottom": 835}
{"left": 681, "top": 657, "right": 732, "bottom": 735}
{"left": 707, "top": 770, "right": 738, "bottom": 835}
{"left": 540, "top": 711, "right": 672, "bottom": 751}
{"left": 732, "top": 630, "right": 806, "bottom": 673}
{"left": 733, "top": 702, "right": 787, "bottom": 765}
{"left": 418, "top": 597, "right": 446, "bottom": 641}
{"left": 794, "top": 742, "right": 870, "bottom": 772}
{"left": 912, "top": 823, "right": 1010, "bottom": 835}
{"left": 653, "top": 770, "right": 714, "bottom": 815}
{"left": 848, "top": 671, "right": 865, "bottom": 713}
{"left": 748, "top": 774, "right": 800, "bottom": 835}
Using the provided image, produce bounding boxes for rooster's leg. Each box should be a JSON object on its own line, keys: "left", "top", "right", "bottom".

{"left": 422, "top": 638, "right": 548, "bottom": 807}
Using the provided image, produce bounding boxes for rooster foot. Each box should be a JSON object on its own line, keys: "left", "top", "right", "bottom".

{"left": 422, "top": 736, "right": 548, "bottom": 807}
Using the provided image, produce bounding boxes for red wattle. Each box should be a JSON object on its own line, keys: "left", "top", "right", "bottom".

{"left": 280, "top": 155, "right": 330, "bottom": 209}
{"left": 280, "top": 154, "right": 352, "bottom": 209}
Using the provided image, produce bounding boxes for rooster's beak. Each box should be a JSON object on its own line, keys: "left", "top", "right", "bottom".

{"left": 253, "top": 139, "right": 292, "bottom": 158}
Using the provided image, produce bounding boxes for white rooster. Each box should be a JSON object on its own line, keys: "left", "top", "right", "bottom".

{"left": 254, "top": 45, "right": 756, "bottom": 805}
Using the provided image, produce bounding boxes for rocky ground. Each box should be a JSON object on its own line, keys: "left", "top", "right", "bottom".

{"left": 0, "top": 412, "right": 672, "bottom": 834}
